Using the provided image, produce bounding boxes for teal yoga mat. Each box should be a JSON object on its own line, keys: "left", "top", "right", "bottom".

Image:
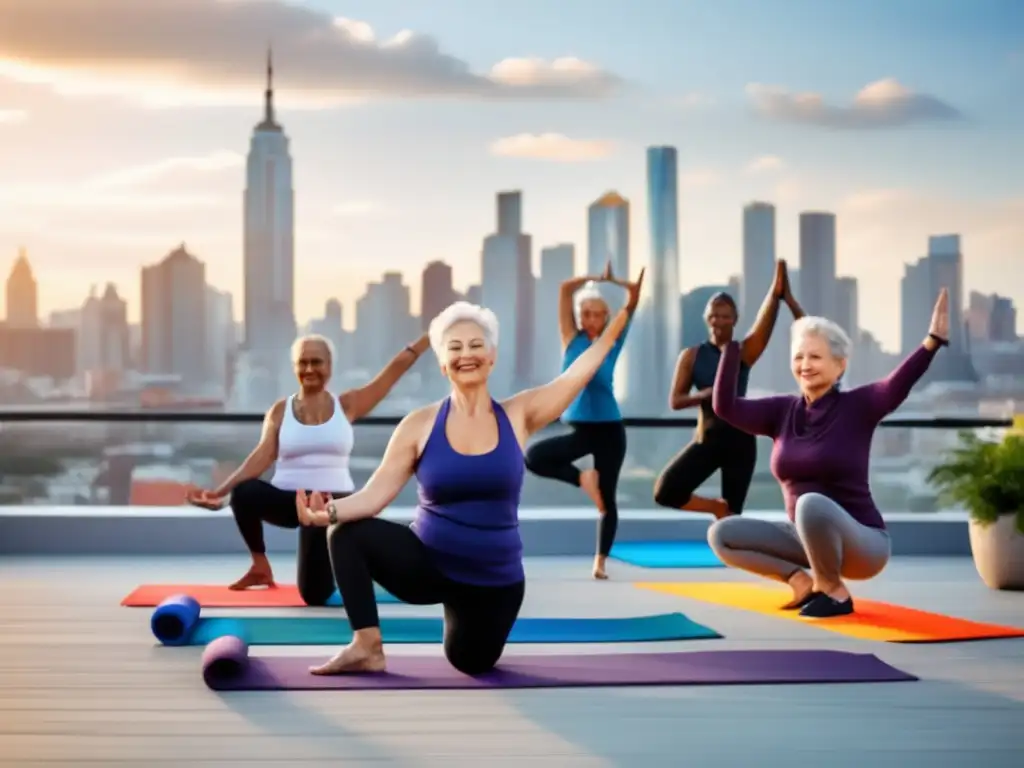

{"left": 610, "top": 541, "right": 724, "bottom": 568}
{"left": 150, "top": 596, "right": 722, "bottom": 646}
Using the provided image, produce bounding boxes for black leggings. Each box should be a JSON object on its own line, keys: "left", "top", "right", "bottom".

{"left": 653, "top": 432, "right": 758, "bottom": 515}
{"left": 328, "top": 517, "right": 525, "bottom": 676}
{"left": 523, "top": 421, "right": 627, "bottom": 556}
{"left": 229, "top": 478, "right": 346, "bottom": 607}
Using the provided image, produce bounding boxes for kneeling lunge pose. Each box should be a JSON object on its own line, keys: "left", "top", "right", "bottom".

{"left": 297, "top": 274, "right": 644, "bottom": 676}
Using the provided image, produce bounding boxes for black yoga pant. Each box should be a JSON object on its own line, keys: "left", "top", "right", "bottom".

{"left": 523, "top": 420, "right": 627, "bottom": 556}
{"left": 328, "top": 517, "right": 525, "bottom": 676}
{"left": 653, "top": 432, "right": 758, "bottom": 515}
{"left": 229, "top": 478, "right": 347, "bottom": 607}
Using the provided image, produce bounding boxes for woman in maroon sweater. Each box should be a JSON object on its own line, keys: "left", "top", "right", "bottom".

{"left": 708, "top": 289, "right": 949, "bottom": 619}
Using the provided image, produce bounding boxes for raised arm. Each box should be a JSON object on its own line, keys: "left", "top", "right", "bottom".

{"left": 713, "top": 341, "right": 790, "bottom": 437}
{"left": 669, "top": 346, "right": 710, "bottom": 410}
{"left": 558, "top": 276, "right": 593, "bottom": 350}
{"left": 305, "top": 408, "right": 429, "bottom": 526}
{"left": 855, "top": 288, "right": 947, "bottom": 420}
{"left": 212, "top": 401, "right": 284, "bottom": 496}
{"left": 512, "top": 269, "right": 643, "bottom": 435}
{"left": 739, "top": 260, "right": 785, "bottom": 367}
{"left": 340, "top": 334, "right": 430, "bottom": 422}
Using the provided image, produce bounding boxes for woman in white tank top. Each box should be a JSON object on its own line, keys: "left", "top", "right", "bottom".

{"left": 187, "top": 331, "right": 430, "bottom": 604}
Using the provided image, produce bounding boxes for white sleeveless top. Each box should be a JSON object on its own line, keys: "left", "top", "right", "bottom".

{"left": 270, "top": 393, "right": 355, "bottom": 493}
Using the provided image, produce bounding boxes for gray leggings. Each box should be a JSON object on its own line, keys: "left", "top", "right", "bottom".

{"left": 707, "top": 492, "right": 891, "bottom": 586}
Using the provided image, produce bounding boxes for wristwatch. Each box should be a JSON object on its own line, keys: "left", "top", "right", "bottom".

{"left": 327, "top": 502, "right": 338, "bottom": 525}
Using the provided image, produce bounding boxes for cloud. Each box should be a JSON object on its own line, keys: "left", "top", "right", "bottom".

{"left": 746, "top": 155, "right": 785, "bottom": 173}
{"left": 0, "top": 0, "right": 621, "bottom": 109}
{"left": 489, "top": 133, "right": 615, "bottom": 162}
{"left": 746, "top": 78, "right": 963, "bottom": 129}
{"left": 0, "top": 152, "right": 240, "bottom": 212}
{"left": 86, "top": 151, "right": 244, "bottom": 190}
{"left": 0, "top": 108, "right": 27, "bottom": 124}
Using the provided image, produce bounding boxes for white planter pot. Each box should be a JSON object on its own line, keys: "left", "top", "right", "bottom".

{"left": 968, "top": 513, "right": 1024, "bottom": 591}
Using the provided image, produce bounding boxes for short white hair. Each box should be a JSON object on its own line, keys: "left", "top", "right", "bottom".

{"left": 573, "top": 281, "right": 608, "bottom": 325}
{"left": 428, "top": 301, "right": 499, "bottom": 358}
{"left": 791, "top": 316, "right": 852, "bottom": 360}
{"left": 290, "top": 334, "right": 336, "bottom": 366}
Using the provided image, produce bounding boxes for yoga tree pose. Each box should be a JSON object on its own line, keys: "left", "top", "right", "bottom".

{"left": 524, "top": 262, "right": 642, "bottom": 580}
{"left": 296, "top": 277, "right": 643, "bottom": 676}
{"left": 654, "top": 259, "right": 804, "bottom": 519}
{"left": 185, "top": 332, "right": 429, "bottom": 603}
{"left": 707, "top": 289, "right": 949, "bottom": 618}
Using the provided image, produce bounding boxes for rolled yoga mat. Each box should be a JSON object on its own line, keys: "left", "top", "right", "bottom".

{"left": 122, "top": 583, "right": 401, "bottom": 608}
{"left": 636, "top": 581, "right": 1024, "bottom": 643}
{"left": 150, "top": 595, "right": 722, "bottom": 646}
{"left": 610, "top": 541, "right": 723, "bottom": 568}
{"left": 201, "top": 636, "right": 918, "bottom": 691}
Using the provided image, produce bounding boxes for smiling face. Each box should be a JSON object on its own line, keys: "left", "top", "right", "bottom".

{"left": 791, "top": 331, "right": 847, "bottom": 398}
{"left": 578, "top": 297, "right": 609, "bottom": 338}
{"left": 441, "top": 320, "right": 495, "bottom": 387}
{"left": 705, "top": 296, "right": 738, "bottom": 345}
{"left": 293, "top": 339, "right": 332, "bottom": 392}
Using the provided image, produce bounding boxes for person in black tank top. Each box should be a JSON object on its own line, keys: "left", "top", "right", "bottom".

{"left": 654, "top": 260, "right": 805, "bottom": 518}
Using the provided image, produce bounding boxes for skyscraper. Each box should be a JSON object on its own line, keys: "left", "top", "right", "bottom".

{"left": 741, "top": 202, "right": 777, "bottom": 390}
{"left": 798, "top": 212, "right": 837, "bottom": 318}
{"left": 534, "top": 244, "right": 575, "bottom": 381}
{"left": 587, "top": 192, "right": 630, "bottom": 305}
{"left": 927, "top": 234, "right": 965, "bottom": 352}
{"left": 421, "top": 261, "right": 456, "bottom": 331}
{"left": 834, "top": 276, "right": 859, "bottom": 339}
{"left": 243, "top": 49, "right": 295, "bottom": 355}
{"left": 481, "top": 191, "right": 534, "bottom": 394}
{"left": 5, "top": 248, "right": 38, "bottom": 328}
{"left": 741, "top": 203, "right": 776, "bottom": 326}
{"left": 646, "top": 147, "right": 681, "bottom": 400}
{"left": 140, "top": 244, "right": 207, "bottom": 391}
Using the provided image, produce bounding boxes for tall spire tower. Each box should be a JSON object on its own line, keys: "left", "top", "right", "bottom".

{"left": 242, "top": 47, "right": 295, "bottom": 404}
{"left": 258, "top": 46, "right": 279, "bottom": 132}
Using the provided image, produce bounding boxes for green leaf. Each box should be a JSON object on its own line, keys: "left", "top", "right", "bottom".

{"left": 927, "top": 432, "right": 1024, "bottom": 530}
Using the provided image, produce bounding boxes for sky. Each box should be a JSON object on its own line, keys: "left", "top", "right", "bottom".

{"left": 0, "top": 0, "right": 1021, "bottom": 351}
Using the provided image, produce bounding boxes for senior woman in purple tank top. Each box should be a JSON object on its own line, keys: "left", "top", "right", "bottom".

{"left": 707, "top": 289, "right": 949, "bottom": 619}
{"left": 295, "top": 269, "right": 645, "bottom": 676}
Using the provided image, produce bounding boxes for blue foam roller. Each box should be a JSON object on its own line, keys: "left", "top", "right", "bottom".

{"left": 151, "top": 593, "right": 201, "bottom": 646}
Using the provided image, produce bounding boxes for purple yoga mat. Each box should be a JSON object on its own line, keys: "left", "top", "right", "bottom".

{"left": 200, "top": 635, "right": 917, "bottom": 691}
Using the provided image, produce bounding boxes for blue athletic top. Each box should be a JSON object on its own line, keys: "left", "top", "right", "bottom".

{"left": 560, "top": 320, "right": 630, "bottom": 423}
{"left": 410, "top": 397, "right": 525, "bottom": 586}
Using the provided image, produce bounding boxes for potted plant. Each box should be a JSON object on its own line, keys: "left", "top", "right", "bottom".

{"left": 928, "top": 431, "right": 1024, "bottom": 590}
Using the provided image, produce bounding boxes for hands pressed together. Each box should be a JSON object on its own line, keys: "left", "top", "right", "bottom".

{"left": 596, "top": 260, "right": 646, "bottom": 310}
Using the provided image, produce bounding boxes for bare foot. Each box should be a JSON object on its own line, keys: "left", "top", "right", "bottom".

{"left": 710, "top": 498, "right": 733, "bottom": 520}
{"left": 579, "top": 469, "right": 605, "bottom": 514}
{"left": 592, "top": 555, "right": 608, "bottom": 580}
{"left": 780, "top": 570, "right": 816, "bottom": 610}
{"left": 228, "top": 565, "right": 275, "bottom": 591}
{"left": 309, "top": 643, "right": 388, "bottom": 675}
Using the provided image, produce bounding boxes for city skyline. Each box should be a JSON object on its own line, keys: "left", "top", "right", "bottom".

{"left": 0, "top": 0, "right": 1022, "bottom": 351}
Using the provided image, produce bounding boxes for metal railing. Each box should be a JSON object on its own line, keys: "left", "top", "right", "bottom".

{"left": 0, "top": 410, "right": 1012, "bottom": 429}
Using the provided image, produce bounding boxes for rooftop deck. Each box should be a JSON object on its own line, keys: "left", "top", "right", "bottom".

{"left": 2, "top": 552, "right": 1022, "bottom": 766}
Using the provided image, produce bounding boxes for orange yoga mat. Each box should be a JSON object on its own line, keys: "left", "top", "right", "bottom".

{"left": 635, "top": 581, "right": 1024, "bottom": 643}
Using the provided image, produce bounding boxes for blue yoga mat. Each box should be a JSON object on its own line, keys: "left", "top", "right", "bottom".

{"left": 610, "top": 541, "right": 724, "bottom": 568}
{"left": 150, "top": 594, "right": 722, "bottom": 647}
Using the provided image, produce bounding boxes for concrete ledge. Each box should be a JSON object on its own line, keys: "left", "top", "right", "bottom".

{"left": 0, "top": 506, "right": 971, "bottom": 557}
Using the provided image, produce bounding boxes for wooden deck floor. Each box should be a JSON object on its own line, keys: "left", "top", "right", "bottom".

{"left": 1, "top": 554, "right": 1022, "bottom": 767}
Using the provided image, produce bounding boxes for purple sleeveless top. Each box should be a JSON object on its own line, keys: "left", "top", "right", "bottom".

{"left": 409, "top": 397, "right": 525, "bottom": 586}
